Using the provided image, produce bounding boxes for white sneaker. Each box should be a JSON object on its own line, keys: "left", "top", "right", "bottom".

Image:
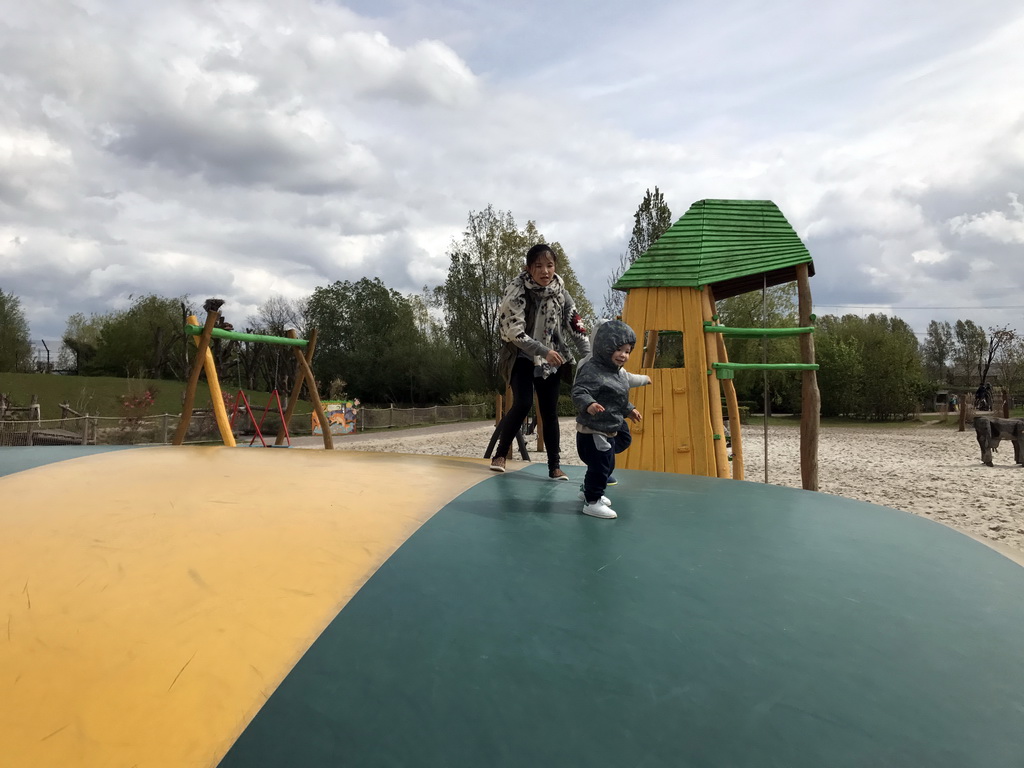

{"left": 578, "top": 491, "right": 611, "bottom": 506}
{"left": 582, "top": 499, "right": 617, "bottom": 519}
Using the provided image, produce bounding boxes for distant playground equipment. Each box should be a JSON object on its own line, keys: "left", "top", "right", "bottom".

{"left": 312, "top": 399, "right": 361, "bottom": 436}
{"left": 613, "top": 199, "right": 821, "bottom": 490}
{"left": 173, "top": 298, "right": 333, "bottom": 449}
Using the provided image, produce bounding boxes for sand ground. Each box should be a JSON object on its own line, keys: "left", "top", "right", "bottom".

{"left": 296, "top": 417, "right": 1024, "bottom": 555}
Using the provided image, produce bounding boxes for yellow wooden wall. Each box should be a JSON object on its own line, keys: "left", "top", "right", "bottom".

{"left": 619, "top": 287, "right": 716, "bottom": 476}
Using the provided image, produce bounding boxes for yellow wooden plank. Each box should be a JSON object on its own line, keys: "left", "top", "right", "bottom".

{"left": 651, "top": 288, "right": 666, "bottom": 473}
{"left": 701, "top": 290, "right": 730, "bottom": 478}
{"left": 0, "top": 448, "right": 492, "bottom": 768}
{"left": 657, "top": 289, "right": 683, "bottom": 475}
{"left": 639, "top": 288, "right": 662, "bottom": 472}
{"left": 682, "top": 289, "right": 711, "bottom": 475}
{"left": 621, "top": 289, "right": 648, "bottom": 470}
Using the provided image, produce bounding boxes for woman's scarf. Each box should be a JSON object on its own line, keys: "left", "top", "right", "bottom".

{"left": 498, "top": 271, "right": 565, "bottom": 379}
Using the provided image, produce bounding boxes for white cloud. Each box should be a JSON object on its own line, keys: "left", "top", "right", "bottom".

{"left": 1, "top": 0, "right": 1023, "bottom": 342}
{"left": 949, "top": 194, "right": 1024, "bottom": 244}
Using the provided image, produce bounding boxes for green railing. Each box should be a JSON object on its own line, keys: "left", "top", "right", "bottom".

{"left": 711, "top": 362, "right": 819, "bottom": 379}
{"left": 703, "top": 323, "right": 815, "bottom": 338}
{"left": 184, "top": 325, "right": 309, "bottom": 348}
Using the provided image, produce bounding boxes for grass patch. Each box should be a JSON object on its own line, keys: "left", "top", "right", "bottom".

{"left": 0, "top": 372, "right": 315, "bottom": 420}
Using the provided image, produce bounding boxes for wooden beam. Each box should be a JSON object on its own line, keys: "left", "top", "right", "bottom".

{"left": 275, "top": 329, "right": 318, "bottom": 446}
{"left": 710, "top": 290, "right": 744, "bottom": 481}
{"left": 700, "top": 291, "right": 730, "bottom": 478}
{"left": 291, "top": 342, "right": 333, "bottom": 450}
{"left": 172, "top": 311, "right": 219, "bottom": 446}
{"left": 796, "top": 264, "right": 820, "bottom": 491}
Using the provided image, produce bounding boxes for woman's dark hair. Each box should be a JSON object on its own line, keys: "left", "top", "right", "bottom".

{"left": 526, "top": 243, "right": 557, "bottom": 267}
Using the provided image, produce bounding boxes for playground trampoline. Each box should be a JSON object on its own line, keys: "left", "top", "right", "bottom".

{"left": 2, "top": 445, "right": 1023, "bottom": 767}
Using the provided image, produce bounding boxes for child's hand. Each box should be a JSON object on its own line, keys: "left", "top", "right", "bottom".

{"left": 587, "top": 403, "right": 606, "bottom": 415}
{"left": 628, "top": 408, "right": 642, "bottom": 422}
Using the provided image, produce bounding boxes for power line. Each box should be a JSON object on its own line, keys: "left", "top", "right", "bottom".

{"left": 815, "top": 304, "right": 1024, "bottom": 310}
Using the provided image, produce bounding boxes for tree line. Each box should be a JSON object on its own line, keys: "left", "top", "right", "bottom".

{"left": 2, "top": 191, "right": 1020, "bottom": 419}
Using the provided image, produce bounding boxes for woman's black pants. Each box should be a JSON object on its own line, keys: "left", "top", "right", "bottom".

{"left": 495, "top": 357, "right": 562, "bottom": 469}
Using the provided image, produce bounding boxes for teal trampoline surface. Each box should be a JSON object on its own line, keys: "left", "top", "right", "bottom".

{"left": 219, "top": 464, "right": 1024, "bottom": 767}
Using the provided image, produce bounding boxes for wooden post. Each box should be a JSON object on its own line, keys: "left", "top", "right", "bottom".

{"left": 172, "top": 310, "right": 219, "bottom": 445}
{"left": 700, "top": 290, "right": 730, "bottom": 478}
{"left": 275, "top": 329, "right": 318, "bottom": 445}
{"left": 287, "top": 329, "right": 332, "bottom": 449}
{"left": 81, "top": 416, "right": 89, "bottom": 446}
{"left": 710, "top": 291, "right": 743, "bottom": 481}
{"left": 642, "top": 330, "right": 659, "bottom": 368}
{"left": 959, "top": 393, "right": 968, "bottom": 432}
{"left": 494, "top": 393, "right": 503, "bottom": 427}
{"left": 1003, "top": 388, "right": 1010, "bottom": 419}
{"left": 796, "top": 264, "right": 820, "bottom": 492}
{"left": 162, "top": 413, "right": 170, "bottom": 444}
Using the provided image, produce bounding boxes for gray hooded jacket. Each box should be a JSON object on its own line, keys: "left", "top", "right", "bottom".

{"left": 572, "top": 320, "right": 644, "bottom": 435}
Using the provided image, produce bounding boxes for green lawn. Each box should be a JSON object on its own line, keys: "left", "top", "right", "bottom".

{"left": 0, "top": 372, "right": 314, "bottom": 420}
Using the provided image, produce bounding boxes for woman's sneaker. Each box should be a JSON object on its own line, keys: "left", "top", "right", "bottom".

{"left": 549, "top": 468, "right": 569, "bottom": 481}
{"left": 582, "top": 499, "right": 617, "bottom": 519}
{"left": 578, "top": 491, "right": 611, "bottom": 506}
{"left": 606, "top": 475, "right": 618, "bottom": 486}
{"left": 490, "top": 456, "right": 506, "bottom": 473}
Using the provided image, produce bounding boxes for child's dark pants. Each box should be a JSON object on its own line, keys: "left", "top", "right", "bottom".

{"left": 576, "top": 421, "right": 632, "bottom": 502}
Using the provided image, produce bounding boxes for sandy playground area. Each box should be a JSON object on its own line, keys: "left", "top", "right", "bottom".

{"left": 298, "top": 418, "right": 1024, "bottom": 556}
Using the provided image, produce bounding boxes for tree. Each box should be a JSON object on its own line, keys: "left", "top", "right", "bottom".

{"left": 814, "top": 313, "right": 925, "bottom": 419}
{"left": 0, "top": 288, "right": 33, "bottom": 372}
{"left": 995, "top": 333, "right": 1024, "bottom": 396}
{"left": 921, "top": 320, "right": 954, "bottom": 384}
{"left": 980, "top": 325, "right": 1015, "bottom": 386}
{"left": 238, "top": 295, "right": 309, "bottom": 392}
{"left": 435, "top": 206, "right": 593, "bottom": 391}
{"left": 601, "top": 187, "right": 673, "bottom": 319}
{"left": 952, "top": 320, "right": 986, "bottom": 387}
{"left": 59, "top": 312, "right": 103, "bottom": 372}
{"left": 307, "top": 277, "right": 430, "bottom": 403}
{"left": 85, "top": 294, "right": 193, "bottom": 379}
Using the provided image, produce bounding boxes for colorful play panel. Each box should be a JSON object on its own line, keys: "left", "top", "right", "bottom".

{"left": 2, "top": 446, "right": 1023, "bottom": 766}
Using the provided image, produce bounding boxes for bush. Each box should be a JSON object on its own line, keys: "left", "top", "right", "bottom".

{"left": 558, "top": 394, "right": 577, "bottom": 417}
{"left": 447, "top": 391, "right": 495, "bottom": 419}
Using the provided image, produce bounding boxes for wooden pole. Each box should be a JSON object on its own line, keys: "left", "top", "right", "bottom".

{"left": 199, "top": 329, "right": 236, "bottom": 448}
{"left": 710, "top": 291, "right": 744, "bottom": 481}
{"left": 958, "top": 393, "right": 968, "bottom": 432}
{"left": 275, "top": 329, "right": 318, "bottom": 446}
{"left": 796, "top": 264, "right": 820, "bottom": 492}
{"left": 286, "top": 329, "right": 332, "bottom": 449}
{"left": 172, "top": 310, "right": 219, "bottom": 445}
{"left": 700, "top": 290, "right": 730, "bottom": 478}
{"left": 642, "top": 330, "right": 659, "bottom": 368}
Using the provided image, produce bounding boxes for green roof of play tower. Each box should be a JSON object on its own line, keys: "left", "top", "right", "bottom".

{"left": 613, "top": 199, "right": 814, "bottom": 300}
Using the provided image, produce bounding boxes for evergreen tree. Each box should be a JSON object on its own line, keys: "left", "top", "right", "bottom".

{"left": 600, "top": 187, "right": 673, "bottom": 319}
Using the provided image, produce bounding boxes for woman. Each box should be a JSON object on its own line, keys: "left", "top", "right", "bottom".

{"left": 490, "top": 243, "right": 590, "bottom": 478}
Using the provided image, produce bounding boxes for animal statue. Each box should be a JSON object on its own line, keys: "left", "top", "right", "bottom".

{"left": 973, "top": 416, "right": 1024, "bottom": 467}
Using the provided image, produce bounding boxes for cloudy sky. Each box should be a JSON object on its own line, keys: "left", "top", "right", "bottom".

{"left": 2, "top": 0, "right": 1023, "bottom": 346}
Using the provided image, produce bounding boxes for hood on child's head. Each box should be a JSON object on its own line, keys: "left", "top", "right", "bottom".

{"left": 592, "top": 320, "right": 636, "bottom": 369}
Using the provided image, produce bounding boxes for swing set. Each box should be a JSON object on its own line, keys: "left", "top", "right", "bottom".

{"left": 172, "top": 299, "right": 333, "bottom": 449}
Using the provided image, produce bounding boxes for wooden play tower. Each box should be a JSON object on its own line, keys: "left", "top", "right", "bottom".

{"left": 614, "top": 199, "right": 821, "bottom": 490}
